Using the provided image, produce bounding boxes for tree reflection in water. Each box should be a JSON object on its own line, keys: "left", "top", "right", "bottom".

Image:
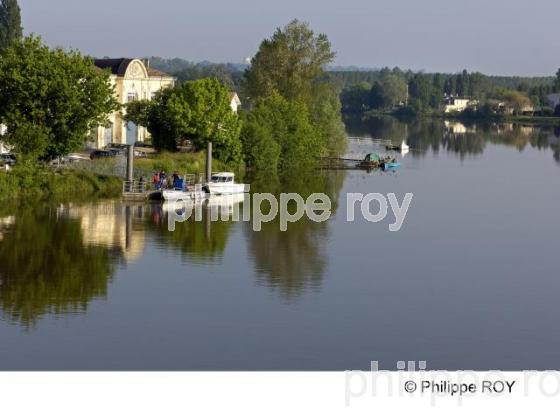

{"left": 0, "top": 207, "right": 119, "bottom": 327}
{"left": 345, "top": 115, "right": 560, "bottom": 164}
{"left": 148, "top": 203, "right": 235, "bottom": 263}
{"left": 244, "top": 170, "right": 345, "bottom": 298}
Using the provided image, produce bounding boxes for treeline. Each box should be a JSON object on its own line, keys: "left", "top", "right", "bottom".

{"left": 338, "top": 68, "right": 560, "bottom": 115}
{"left": 332, "top": 68, "right": 554, "bottom": 93}
{"left": 148, "top": 57, "right": 245, "bottom": 90}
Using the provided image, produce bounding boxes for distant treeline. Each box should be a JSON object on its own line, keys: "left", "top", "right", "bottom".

{"left": 330, "top": 68, "right": 554, "bottom": 92}
{"left": 337, "top": 68, "right": 560, "bottom": 116}
{"left": 148, "top": 57, "right": 245, "bottom": 90}
{"left": 147, "top": 59, "right": 560, "bottom": 114}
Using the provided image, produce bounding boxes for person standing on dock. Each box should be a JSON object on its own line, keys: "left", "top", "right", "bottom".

{"left": 152, "top": 172, "right": 161, "bottom": 190}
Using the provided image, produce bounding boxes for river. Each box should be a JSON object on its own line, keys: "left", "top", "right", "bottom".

{"left": 0, "top": 117, "right": 559, "bottom": 370}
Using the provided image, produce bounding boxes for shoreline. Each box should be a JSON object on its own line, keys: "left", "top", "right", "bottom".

{"left": 358, "top": 111, "right": 560, "bottom": 126}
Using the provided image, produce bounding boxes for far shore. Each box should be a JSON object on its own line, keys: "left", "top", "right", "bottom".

{"left": 358, "top": 110, "right": 560, "bottom": 126}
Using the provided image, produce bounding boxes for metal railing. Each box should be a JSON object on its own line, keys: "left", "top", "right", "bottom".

{"left": 122, "top": 180, "right": 149, "bottom": 193}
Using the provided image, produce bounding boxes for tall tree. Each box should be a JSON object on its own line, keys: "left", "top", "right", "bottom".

{"left": 0, "top": 0, "right": 22, "bottom": 50}
{"left": 0, "top": 36, "right": 118, "bottom": 160}
{"left": 244, "top": 20, "right": 336, "bottom": 102}
{"left": 243, "top": 20, "right": 346, "bottom": 159}
{"left": 378, "top": 74, "right": 407, "bottom": 108}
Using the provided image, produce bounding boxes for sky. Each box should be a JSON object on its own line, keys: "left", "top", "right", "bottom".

{"left": 18, "top": 0, "right": 560, "bottom": 76}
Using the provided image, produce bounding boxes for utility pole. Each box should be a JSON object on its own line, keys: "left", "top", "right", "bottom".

{"left": 206, "top": 141, "right": 212, "bottom": 183}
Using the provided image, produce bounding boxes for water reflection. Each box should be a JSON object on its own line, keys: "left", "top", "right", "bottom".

{"left": 244, "top": 170, "right": 345, "bottom": 297}
{"left": 345, "top": 115, "right": 560, "bottom": 163}
{"left": 149, "top": 200, "right": 236, "bottom": 263}
{"left": 0, "top": 206, "right": 121, "bottom": 327}
{"left": 1, "top": 116, "right": 558, "bottom": 326}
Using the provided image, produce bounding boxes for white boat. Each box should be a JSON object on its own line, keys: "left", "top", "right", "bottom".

{"left": 400, "top": 140, "right": 410, "bottom": 154}
{"left": 162, "top": 190, "right": 203, "bottom": 201}
{"left": 204, "top": 172, "right": 246, "bottom": 195}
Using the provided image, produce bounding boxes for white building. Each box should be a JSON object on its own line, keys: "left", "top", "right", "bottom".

{"left": 92, "top": 58, "right": 175, "bottom": 148}
{"left": 229, "top": 92, "right": 242, "bottom": 113}
{"left": 0, "top": 124, "right": 10, "bottom": 154}
{"left": 444, "top": 96, "right": 476, "bottom": 113}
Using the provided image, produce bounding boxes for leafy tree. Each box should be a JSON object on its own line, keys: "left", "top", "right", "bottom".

{"left": 408, "top": 74, "right": 433, "bottom": 111}
{"left": 0, "top": 36, "right": 118, "bottom": 160}
{"left": 126, "top": 78, "right": 242, "bottom": 164}
{"left": 244, "top": 19, "right": 336, "bottom": 102}
{"left": 378, "top": 74, "right": 407, "bottom": 108}
{"left": 241, "top": 93, "right": 321, "bottom": 171}
{"left": 555, "top": 68, "right": 560, "bottom": 92}
{"left": 0, "top": 0, "right": 22, "bottom": 51}
{"left": 340, "top": 82, "right": 371, "bottom": 113}
{"left": 501, "top": 90, "right": 533, "bottom": 115}
{"left": 243, "top": 20, "right": 346, "bottom": 162}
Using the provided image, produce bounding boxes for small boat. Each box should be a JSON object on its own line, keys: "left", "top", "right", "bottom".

{"left": 383, "top": 162, "right": 401, "bottom": 170}
{"left": 356, "top": 152, "right": 381, "bottom": 169}
{"left": 203, "top": 172, "right": 246, "bottom": 195}
{"left": 386, "top": 141, "right": 410, "bottom": 153}
{"left": 162, "top": 189, "right": 203, "bottom": 201}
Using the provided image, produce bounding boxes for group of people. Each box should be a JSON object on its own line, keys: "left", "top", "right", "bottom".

{"left": 152, "top": 171, "right": 185, "bottom": 190}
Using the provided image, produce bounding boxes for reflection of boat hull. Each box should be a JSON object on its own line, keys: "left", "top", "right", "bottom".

{"left": 203, "top": 183, "right": 246, "bottom": 195}
{"left": 162, "top": 190, "right": 203, "bottom": 201}
{"left": 383, "top": 162, "right": 401, "bottom": 170}
{"left": 160, "top": 193, "right": 244, "bottom": 215}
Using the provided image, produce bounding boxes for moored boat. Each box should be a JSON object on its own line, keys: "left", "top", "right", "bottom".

{"left": 203, "top": 172, "right": 246, "bottom": 195}
{"left": 386, "top": 141, "right": 409, "bottom": 153}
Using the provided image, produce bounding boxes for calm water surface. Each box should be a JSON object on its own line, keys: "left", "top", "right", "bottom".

{"left": 1, "top": 118, "right": 559, "bottom": 370}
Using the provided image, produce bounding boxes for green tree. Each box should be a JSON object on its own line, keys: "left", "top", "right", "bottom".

{"left": 243, "top": 20, "right": 346, "bottom": 162}
{"left": 555, "top": 68, "right": 560, "bottom": 92}
{"left": 501, "top": 90, "right": 532, "bottom": 115}
{"left": 378, "top": 74, "right": 407, "bottom": 108}
{"left": 126, "top": 78, "right": 242, "bottom": 164}
{"left": 0, "top": 36, "right": 118, "bottom": 160}
{"left": 244, "top": 19, "right": 335, "bottom": 102}
{"left": 241, "top": 93, "right": 321, "bottom": 171}
{"left": 408, "top": 74, "right": 433, "bottom": 112}
{"left": 340, "top": 82, "right": 372, "bottom": 113}
{"left": 0, "top": 0, "right": 22, "bottom": 50}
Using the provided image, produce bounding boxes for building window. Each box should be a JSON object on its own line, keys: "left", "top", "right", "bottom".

{"left": 127, "top": 92, "right": 138, "bottom": 102}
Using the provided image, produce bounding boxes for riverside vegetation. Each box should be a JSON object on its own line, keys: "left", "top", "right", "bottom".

{"left": 1, "top": 7, "right": 347, "bottom": 198}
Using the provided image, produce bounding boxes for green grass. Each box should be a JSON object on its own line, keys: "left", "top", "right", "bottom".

{"left": 0, "top": 167, "right": 122, "bottom": 201}
{"left": 134, "top": 151, "right": 239, "bottom": 178}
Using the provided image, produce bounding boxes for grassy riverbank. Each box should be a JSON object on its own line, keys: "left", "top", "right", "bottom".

{"left": 134, "top": 151, "right": 233, "bottom": 176}
{"left": 0, "top": 166, "right": 122, "bottom": 200}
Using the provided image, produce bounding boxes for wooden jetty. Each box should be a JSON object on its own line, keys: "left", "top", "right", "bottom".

{"left": 318, "top": 153, "right": 398, "bottom": 171}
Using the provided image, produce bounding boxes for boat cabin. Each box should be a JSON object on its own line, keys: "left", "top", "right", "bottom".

{"left": 211, "top": 172, "right": 235, "bottom": 183}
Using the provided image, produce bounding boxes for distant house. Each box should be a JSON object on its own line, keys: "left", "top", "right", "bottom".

{"left": 229, "top": 92, "right": 241, "bottom": 113}
{"left": 444, "top": 95, "right": 476, "bottom": 113}
{"left": 495, "top": 102, "right": 534, "bottom": 116}
{"left": 92, "top": 58, "right": 176, "bottom": 148}
{"left": 546, "top": 93, "right": 560, "bottom": 109}
{"left": 0, "top": 124, "right": 10, "bottom": 154}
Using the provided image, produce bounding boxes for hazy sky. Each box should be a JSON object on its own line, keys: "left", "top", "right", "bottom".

{"left": 18, "top": 0, "right": 560, "bottom": 76}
